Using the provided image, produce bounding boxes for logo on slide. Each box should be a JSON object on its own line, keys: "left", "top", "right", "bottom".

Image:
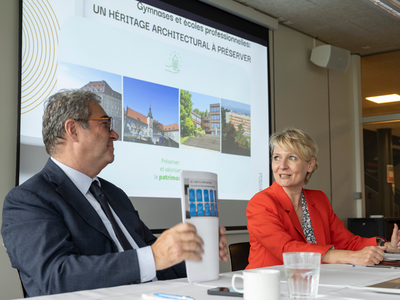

{"left": 166, "top": 51, "right": 182, "bottom": 74}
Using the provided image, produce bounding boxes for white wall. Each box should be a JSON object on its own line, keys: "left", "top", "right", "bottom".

{"left": 0, "top": 2, "right": 363, "bottom": 299}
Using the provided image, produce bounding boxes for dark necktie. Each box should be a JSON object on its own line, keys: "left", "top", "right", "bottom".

{"left": 89, "top": 181, "right": 133, "bottom": 251}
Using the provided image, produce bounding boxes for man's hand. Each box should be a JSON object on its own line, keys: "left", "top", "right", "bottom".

{"left": 219, "top": 226, "right": 229, "bottom": 262}
{"left": 151, "top": 223, "right": 204, "bottom": 271}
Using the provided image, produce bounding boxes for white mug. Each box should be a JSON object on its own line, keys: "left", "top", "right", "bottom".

{"left": 232, "top": 269, "right": 281, "bottom": 300}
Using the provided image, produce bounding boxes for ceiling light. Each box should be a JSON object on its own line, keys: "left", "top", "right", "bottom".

{"left": 366, "top": 94, "right": 400, "bottom": 103}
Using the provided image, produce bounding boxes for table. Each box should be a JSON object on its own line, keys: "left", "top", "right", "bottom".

{"left": 16, "top": 264, "right": 400, "bottom": 300}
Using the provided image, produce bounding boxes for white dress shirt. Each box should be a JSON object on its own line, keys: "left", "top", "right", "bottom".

{"left": 51, "top": 157, "right": 156, "bottom": 282}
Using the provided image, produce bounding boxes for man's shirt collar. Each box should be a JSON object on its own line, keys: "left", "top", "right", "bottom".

{"left": 51, "top": 157, "right": 99, "bottom": 195}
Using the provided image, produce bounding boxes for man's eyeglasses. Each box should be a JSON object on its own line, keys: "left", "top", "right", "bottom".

{"left": 75, "top": 117, "right": 113, "bottom": 132}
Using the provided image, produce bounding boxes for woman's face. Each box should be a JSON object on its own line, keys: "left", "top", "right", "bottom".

{"left": 272, "top": 145, "right": 315, "bottom": 192}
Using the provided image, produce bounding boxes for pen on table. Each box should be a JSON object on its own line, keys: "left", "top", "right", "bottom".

{"left": 352, "top": 265, "right": 367, "bottom": 267}
{"left": 366, "top": 265, "right": 398, "bottom": 269}
{"left": 352, "top": 264, "right": 398, "bottom": 269}
{"left": 141, "top": 293, "right": 194, "bottom": 300}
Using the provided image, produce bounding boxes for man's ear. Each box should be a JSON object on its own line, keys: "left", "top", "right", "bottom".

{"left": 64, "top": 119, "right": 79, "bottom": 142}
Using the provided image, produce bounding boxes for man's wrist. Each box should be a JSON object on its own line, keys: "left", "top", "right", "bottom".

{"left": 137, "top": 246, "right": 157, "bottom": 282}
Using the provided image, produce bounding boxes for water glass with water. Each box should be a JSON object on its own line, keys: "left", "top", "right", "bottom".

{"left": 283, "top": 252, "right": 321, "bottom": 299}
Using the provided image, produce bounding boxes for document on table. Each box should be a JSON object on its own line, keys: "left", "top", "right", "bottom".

{"left": 364, "top": 277, "right": 400, "bottom": 294}
{"left": 383, "top": 253, "right": 400, "bottom": 261}
{"left": 180, "top": 170, "right": 219, "bottom": 283}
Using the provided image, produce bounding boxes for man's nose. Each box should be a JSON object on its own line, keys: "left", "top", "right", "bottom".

{"left": 110, "top": 129, "right": 119, "bottom": 140}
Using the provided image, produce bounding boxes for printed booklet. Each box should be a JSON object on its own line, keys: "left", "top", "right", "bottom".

{"left": 180, "top": 170, "right": 219, "bottom": 283}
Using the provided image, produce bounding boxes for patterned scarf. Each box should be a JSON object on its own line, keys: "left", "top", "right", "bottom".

{"left": 301, "top": 192, "right": 317, "bottom": 243}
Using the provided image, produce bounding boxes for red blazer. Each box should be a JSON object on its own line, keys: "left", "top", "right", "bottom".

{"left": 246, "top": 182, "right": 378, "bottom": 269}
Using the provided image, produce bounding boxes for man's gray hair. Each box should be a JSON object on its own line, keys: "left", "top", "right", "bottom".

{"left": 42, "top": 89, "right": 101, "bottom": 155}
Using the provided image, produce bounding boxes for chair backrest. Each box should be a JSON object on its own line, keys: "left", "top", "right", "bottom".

{"left": 229, "top": 242, "right": 250, "bottom": 271}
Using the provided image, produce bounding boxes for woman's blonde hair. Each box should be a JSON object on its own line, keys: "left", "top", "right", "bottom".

{"left": 269, "top": 128, "right": 319, "bottom": 185}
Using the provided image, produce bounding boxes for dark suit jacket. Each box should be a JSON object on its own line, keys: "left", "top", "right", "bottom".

{"left": 246, "top": 181, "right": 378, "bottom": 269}
{"left": 1, "top": 159, "right": 185, "bottom": 297}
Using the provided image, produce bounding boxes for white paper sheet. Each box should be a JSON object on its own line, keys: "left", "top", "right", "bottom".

{"left": 384, "top": 253, "right": 400, "bottom": 261}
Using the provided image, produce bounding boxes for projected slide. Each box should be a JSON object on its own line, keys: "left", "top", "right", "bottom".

{"left": 19, "top": 0, "right": 270, "bottom": 200}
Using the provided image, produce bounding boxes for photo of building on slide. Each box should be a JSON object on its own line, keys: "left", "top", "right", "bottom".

{"left": 180, "top": 90, "right": 220, "bottom": 152}
{"left": 221, "top": 99, "right": 251, "bottom": 157}
{"left": 81, "top": 80, "right": 123, "bottom": 140}
{"left": 57, "top": 62, "right": 123, "bottom": 140}
{"left": 123, "top": 77, "right": 179, "bottom": 148}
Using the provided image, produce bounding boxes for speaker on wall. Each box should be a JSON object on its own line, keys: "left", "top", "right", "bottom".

{"left": 310, "top": 44, "right": 350, "bottom": 73}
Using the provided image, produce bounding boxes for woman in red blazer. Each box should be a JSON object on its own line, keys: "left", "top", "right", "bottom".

{"left": 246, "top": 128, "right": 400, "bottom": 269}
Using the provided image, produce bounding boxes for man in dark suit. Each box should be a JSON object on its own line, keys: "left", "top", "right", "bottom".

{"left": 2, "top": 89, "right": 228, "bottom": 297}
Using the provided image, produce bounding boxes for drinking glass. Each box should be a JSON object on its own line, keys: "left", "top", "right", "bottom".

{"left": 283, "top": 252, "right": 321, "bottom": 299}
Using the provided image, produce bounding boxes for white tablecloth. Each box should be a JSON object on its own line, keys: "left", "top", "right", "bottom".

{"left": 18, "top": 264, "right": 400, "bottom": 300}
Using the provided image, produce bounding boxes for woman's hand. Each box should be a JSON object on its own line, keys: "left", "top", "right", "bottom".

{"left": 322, "top": 246, "right": 385, "bottom": 266}
{"left": 348, "top": 246, "right": 386, "bottom": 266}
{"left": 383, "top": 223, "right": 400, "bottom": 253}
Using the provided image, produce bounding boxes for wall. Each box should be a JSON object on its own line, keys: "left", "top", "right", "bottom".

{"left": 0, "top": 1, "right": 23, "bottom": 299}
{"left": 0, "top": 2, "right": 363, "bottom": 299}
{"left": 330, "top": 57, "right": 364, "bottom": 220}
{"left": 272, "top": 26, "right": 331, "bottom": 196}
{"left": 271, "top": 25, "right": 363, "bottom": 222}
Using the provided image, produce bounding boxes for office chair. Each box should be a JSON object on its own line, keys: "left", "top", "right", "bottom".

{"left": 228, "top": 242, "right": 250, "bottom": 271}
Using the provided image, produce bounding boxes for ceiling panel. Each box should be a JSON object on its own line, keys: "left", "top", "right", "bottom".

{"left": 232, "top": 0, "right": 400, "bottom": 56}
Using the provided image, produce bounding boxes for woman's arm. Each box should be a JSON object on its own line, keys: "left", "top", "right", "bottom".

{"left": 323, "top": 222, "right": 400, "bottom": 266}
{"left": 322, "top": 246, "right": 386, "bottom": 266}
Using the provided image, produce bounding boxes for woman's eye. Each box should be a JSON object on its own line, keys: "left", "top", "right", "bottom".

{"left": 273, "top": 156, "right": 279, "bottom": 161}
{"left": 289, "top": 156, "right": 297, "bottom": 161}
